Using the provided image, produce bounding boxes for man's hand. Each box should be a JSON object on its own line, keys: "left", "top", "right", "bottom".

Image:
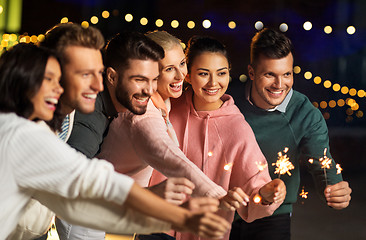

{"left": 148, "top": 177, "right": 195, "bottom": 205}
{"left": 172, "top": 211, "right": 230, "bottom": 239}
{"left": 259, "top": 178, "right": 286, "bottom": 204}
{"left": 219, "top": 187, "right": 249, "bottom": 211}
{"left": 324, "top": 181, "right": 352, "bottom": 209}
{"left": 181, "top": 197, "right": 220, "bottom": 212}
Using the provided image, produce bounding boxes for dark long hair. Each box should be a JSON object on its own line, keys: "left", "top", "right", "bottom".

{"left": 0, "top": 43, "right": 58, "bottom": 119}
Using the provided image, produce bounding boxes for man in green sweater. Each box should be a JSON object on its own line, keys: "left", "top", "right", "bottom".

{"left": 229, "top": 28, "right": 352, "bottom": 240}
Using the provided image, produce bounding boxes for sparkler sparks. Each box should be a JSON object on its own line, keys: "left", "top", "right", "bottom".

{"left": 224, "top": 163, "right": 233, "bottom": 171}
{"left": 299, "top": 187, "right": 308, "bottom": 199}
{"left": 336, "top": 163, "right": 343, "bottom": 174}
{"left": 253, "top": 194, "right": 262, "bottom": 204}
{"left": 272, "top": 147, "right": 294, "bottom": 178}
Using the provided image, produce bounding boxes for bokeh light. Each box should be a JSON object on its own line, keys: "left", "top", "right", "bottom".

{"left": 347, "top": 26, "right": 356, "bottom": 35}
{"left": 279, "top": 23, "right": 288, "bottom": 32}
{"left": 294, "top": 66, "right": 301, "bottom": 74}
{"left": 313, "top": 76, "right": 321, "bottom": 84}
{"left": 341, "top": 86, "right": 349, "bottom": 94}
{"left": 140, "top": 17, "right": 148, "bottom": 26}
{"left": 303, "top": 21, "right": 312, "bottom": 30}
{"left": 323, "top": 80, "right": 332, "bottom": 88}
{"left": 349, "top": 88, "right": 357, "bottom": 96}
{"left": 125, "top": 14, "right": 133, "bottom": 22}
{"left": 228, "top": 21, "right": 236, "bottom": 29}
{"left": 155, "top": 19, "right": 163, "bottom": 27}
{"left": 171, "top": 20, "right": 179, "bottom": 28}
{"left": 102, "top": 11, "right": 110, "bottom": 18}
{"left": 324, "top": 26, "right": 332, "bottom": 34}
{"left": 81, "top": 21, "right": 89, "bottom": 28}
{"left": 329, "top": 100, "right": 336, "bottom": 108}
{"left": 90, "top": 16, "right": 98, "bottom": 24}
{"left": 60, "top": 17, "right": 68, "bottom": 23}
{"left": 304, "top": 71, "right": 312, "bottom": 80}
{"left": 187, "top": 21, "right": 195, "bottom": 29}
{"left": 337, "top": 99, "right": 345, "bottom": 107}
{"left": 255, "top": 21, "right": 264, "bottom": 30}
{"left": 239, "top": 74, "right": 247, "bottom": 82}
{"left": 333, "top": 83, "right": 341, "bottom": 92}
{"left": 202, "top": 19, "right": 211, "bottom": 29}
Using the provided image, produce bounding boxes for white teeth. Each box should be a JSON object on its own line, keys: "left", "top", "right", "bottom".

{"left": 269, "top": 90, "right": 282, "bottom": 94}
{"left": 135, "top": 97, "right": 148, "bottom": 103}
{"left": 170, "top": 81, "right": 183, "bottom": 87}
{"left": 45, "top": 97, "right": 58, "bottom": 104}
{"left": 83, "top": 93, "right": 97, "bottom": 99}
{"left": 205, "top": 89, "right": 219, "bottom": 94}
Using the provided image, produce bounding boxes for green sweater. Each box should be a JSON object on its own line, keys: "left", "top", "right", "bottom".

{"left": 236, "top": 87, "right": 343, "bottom": 215}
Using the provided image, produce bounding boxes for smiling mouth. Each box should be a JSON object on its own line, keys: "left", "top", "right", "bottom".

{"left": 169, "top": 81, "right": 183, "bottom": 91}
{"left": 134, "top": 96, "right": 149, "bottom": 104}
{"left": 203, "top": 88, "right": 220, "bottom": 95}
{"left": 267, "top": 89, "right": 284, "bottom": 96}
{"left": 83, "top": 93, "right": 97, "bottom": 100}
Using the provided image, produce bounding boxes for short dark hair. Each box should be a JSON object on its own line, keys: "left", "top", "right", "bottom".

{"left": 250, "top": 28, "right": 293, "bottom": 67}
{"left": 104, "top": 31, "right": 164, "bottom": 75}
{"left": 39, "top": 23, "right": 105, "bottom": 65}
{"left": 0, "top": 43, "right": 59, "bottom": 119}
{"left": 186, "top": 36, "right": 230, "bottom": 73}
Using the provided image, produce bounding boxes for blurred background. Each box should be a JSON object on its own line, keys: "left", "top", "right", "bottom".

{"left": 1, "top": 0, "right": 365, "bottom": 239}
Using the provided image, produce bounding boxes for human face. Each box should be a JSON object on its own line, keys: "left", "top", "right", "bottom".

{"left": 248, "top": 53, "right": 293, "bottom": 110}
{"left": 157, "top": 45, "right": 187, "bottom": 100}
{"left": 188, "top": 52, "right": 230, "bottom": 111}
{"left": 114, "top": 59, "right": 159, "bottom": 115}
{"left": 60, "top": 46, "right": 104, "bottom": 115}
{"left": 30, "top": 57, "right": 63, "bottom": 121}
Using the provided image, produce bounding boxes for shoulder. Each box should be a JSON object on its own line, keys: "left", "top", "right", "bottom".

{"left": 288, "top": 90, "right": 323, "bottom": 119}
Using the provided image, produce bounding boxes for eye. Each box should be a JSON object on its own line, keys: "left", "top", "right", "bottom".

{"left": 198, "top": 72, "right": 208, "bottom": 76}
{"left": 218, "top": 71, "right": 227, "bottom": 76}
{"left": 82, "top": 73, "right": 91, "bottom": 78}
{"left": 165, "top": 67, "right": 173, "bottom": 72}
{"left": 284, "top": 72, "right": 292, "bottom": 77}
{"left": 180, "top": 61, "right": 186, "bottom": 67}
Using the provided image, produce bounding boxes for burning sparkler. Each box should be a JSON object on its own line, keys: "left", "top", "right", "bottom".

{"left": 272, "top": 147, "right": 294, "bottom": 178}
{"left": 224, "top": 163, "right": 233, "bottom": 171}
{"left": 336, "top": 163, "right": 343, "bottom": 174}
{"left": 253, "top": 194, "right": 262, "bottom": 204}
{"left": 299, "top": 187, "right": 308, "bottom": 199}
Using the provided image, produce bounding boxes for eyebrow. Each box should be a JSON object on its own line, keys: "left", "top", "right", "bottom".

{"left": 197, "top": 67, "right": 228, "bottom": 71}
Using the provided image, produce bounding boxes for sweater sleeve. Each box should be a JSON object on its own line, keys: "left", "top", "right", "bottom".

{"left": 10, "top": 124, "right": 134, "bottom": 206}
{"left": 129, "top": 110, "right": 227, "bottom": 198}
{"left": 229, "top": 120, "right": 282, "bottom": 223}
{"left": 34, "top": 191, "right": 171, "bottom": 235}
{"left": 298, "top": 104, "right": 343, "bottom": 194}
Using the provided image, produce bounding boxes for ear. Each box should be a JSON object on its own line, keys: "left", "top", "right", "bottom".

{"left": 106, "top": 67, "right": 117, "bottom": 86}
{"left": 248, "top": 64, "right": 255, "bottom": 81}
{"left": 185, "top": 73, "right": 192, "bottom": 84}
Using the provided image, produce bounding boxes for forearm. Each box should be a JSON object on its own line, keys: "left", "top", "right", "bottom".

{"left": 125, "top": 183, "right": 190, "bottom": 228}
{"left": 34, "top": 191, "right": 171, "bottom": 235}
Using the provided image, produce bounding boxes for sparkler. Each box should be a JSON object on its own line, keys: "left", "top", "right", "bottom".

{"left": 253, "top": 194, "right": 262, "bottom": 204}
{"left": 272, "top": 147, "right": 294, "bottom": 178}
{"left": 299, "top": 187, "right": 308, "bottom": 199}
{"left": 336, "top": 163, "right": 343, "bottom": 174}
{"left": 224, "top": 163, "right": 233, "bottom": 171}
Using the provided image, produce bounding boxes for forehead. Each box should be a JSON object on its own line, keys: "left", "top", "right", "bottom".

{"left": 254, "top": 53, "right": 293, "bottom": 72}
{"left": 63, "top": 46, "right": 103, "bottom": 65}
{"left": 191, "top": 52, "right": 229, "bottom": 69}
{"left": 160, "top": 45, "right": 185, "bottom": 64}
{"left": 122, "top": 59, "right": 159, "bottom": 78}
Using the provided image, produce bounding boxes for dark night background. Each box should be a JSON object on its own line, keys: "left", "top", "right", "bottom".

{"left": 5, "top": 0, "right": 366, "bottom": 239}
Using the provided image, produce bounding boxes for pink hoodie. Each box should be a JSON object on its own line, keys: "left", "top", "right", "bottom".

{"left": 166, "top": 88, "right": 282, "bottom": 240}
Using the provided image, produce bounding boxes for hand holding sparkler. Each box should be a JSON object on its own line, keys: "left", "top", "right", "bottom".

{"left": 324, "top": 181, "right": 352, "bottom": 210}
{"left": 258, "top": 178, "right": 287, "bottom": 205}
{"left": 219, "top": 187, "right": 250, "bottom": 211}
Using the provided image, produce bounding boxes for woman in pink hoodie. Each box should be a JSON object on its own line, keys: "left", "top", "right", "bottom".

{"left": 164, "top": 36, "right": 287, "bottom": 240}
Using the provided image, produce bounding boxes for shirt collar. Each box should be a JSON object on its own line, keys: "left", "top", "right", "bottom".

{"left": 245, "top": 81, "right": 293, "bottom": 113}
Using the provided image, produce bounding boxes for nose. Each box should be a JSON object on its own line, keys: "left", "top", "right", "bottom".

{"left": 55, "top": 81, "right": 64, "bottom": 95}
{"left": 207, "top": 75, "right": 217, "bottom": 87}
{"left": 91, "top": 74, "right": 104, "bottom": 93}
{"left": 274, "top": 77, "right": 283, "bottom": 88}
{"left": 175, "top": 68, "right": 185, "bottom": 80}
{"left": 143, "top": 81, "right": 155, "bottom": 96}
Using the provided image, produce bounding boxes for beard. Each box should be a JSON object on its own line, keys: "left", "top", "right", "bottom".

{"left": 115, "top": 81, "right": 148, "bottom": 115}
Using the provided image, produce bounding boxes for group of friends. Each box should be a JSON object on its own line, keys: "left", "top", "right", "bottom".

{"left": 0, "top": 22, "right": 352, "bottom": 240}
